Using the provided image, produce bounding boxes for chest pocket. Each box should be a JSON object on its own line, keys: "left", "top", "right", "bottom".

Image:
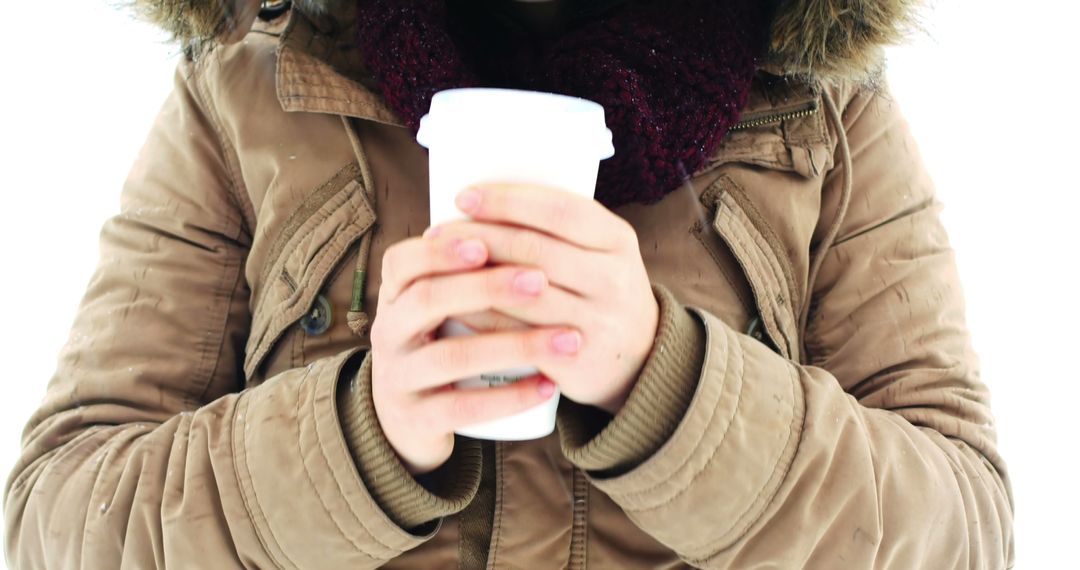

{"left": 699, "top": 175, "right": 802, "bottom": 361}
{"left": 244, "top": 162, "right": 377, "bottom": 382}
{"left": 695, "top": 86, "right": 833, "bottom": 363}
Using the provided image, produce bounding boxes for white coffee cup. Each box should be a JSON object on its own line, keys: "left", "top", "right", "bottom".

{"left": 416, "top": 88, "right": 615, "bottom": 441}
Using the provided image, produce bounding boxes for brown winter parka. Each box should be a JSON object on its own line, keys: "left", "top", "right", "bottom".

{"left": 4, "top": 1, "right": 1015, "bottom": 568}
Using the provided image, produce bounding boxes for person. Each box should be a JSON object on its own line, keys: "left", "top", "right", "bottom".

{"left": 4, "top": 0, "right": 1015, "bottom": 568}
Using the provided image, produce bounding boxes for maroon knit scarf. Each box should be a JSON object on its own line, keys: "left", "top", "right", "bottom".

{"left": 356, "top": 0, "right": 775, "bottom": 209}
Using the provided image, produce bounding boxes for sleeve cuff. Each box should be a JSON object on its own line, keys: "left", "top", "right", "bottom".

{"left": 337, "top": 351, "right": 482, "bottom": 531}
{"left": 557, "top": 283, "right": 706, "bottom": 475}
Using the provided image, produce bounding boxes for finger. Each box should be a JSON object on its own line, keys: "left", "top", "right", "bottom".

{"left": 394, "top": 265, "right": 545, "bottom": 339}
{"left": 455, "top": 183, "right": 635, "bottom": 252}
{"left": 379, "top": 234, "right": 490, "bottom": 303}
{"left": 420, "top": 375, "right": 557, "bottom": 433}
{"left": 393, "top": 266, "right": 590, "bottom": 340}
{"left": 425, "top": 221, "right": 612, "bottom": 298}
{"left": 490, "top": 284, "right": 590, "bottom": 329}
{"left": 451, "top": 310, "right": 531, "bottom": 334}
{"left": 405, "top": 326, "right": 582, "bottom": 392}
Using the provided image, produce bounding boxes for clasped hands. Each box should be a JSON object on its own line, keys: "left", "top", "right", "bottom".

{"left": 370, "top": 183, "right": 659, "bottom": 474}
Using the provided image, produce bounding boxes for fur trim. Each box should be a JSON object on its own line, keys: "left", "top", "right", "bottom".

{"left": 130, "top": 0, "right": 232, "bottom": 42}
{"left": 767, "top": 0, "right": 921, "bottom": 81}
{"left": 131, "top": 0, "right": 921, "bottom": 80}
{"left": 129, "top": 0, "right": 260, "bottom": 48}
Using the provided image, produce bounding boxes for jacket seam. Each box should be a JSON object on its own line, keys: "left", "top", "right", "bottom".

{"left": 245, "top": 193, "right": 366, "bottom": 377}
{"left": 832, "top": 197, "right": 937, "bottom": 248}
{"left": 189, "top": 60, "right": 257, "bottom": 239}
{"left": 779, "top": 96, "right": 830, "bottom": 149}
{"left": 179, "top": 62, "right": 255, "bottom": 404}
{"left": 457, "top": 511, "right": 465, "bottom": 569}
{"left": 106, "top": 211, "right": 242, "bottom": 407}
{"left": 720, "top": 177, "right": 800, "bottom": 322}
{"left": 696, "top": 342, "right": 802, "bottom": 558}
{"left": 715, "top": 204, "right": 787, "bottom": 354}
{"left": 951, "top": 437, "right": 1014, "bottom": 564}
{"left": 233, "top": 394, "right": 293, "bottom": 570}
{"left": 569, "top": 468, "right": 590, "bottom": 569}
{"left": 276, "top": 91, "right": 377, "bottom": 103}
{"left": 249, "top": 223, "right": 348, "bottom": 372}
{"left": 801, "top": 86, "right": 904, "bottom": 353}
{"left": 486, "top": 443, "right": 506, "bottom": 570}
{"left": 722, "top": 211, "right": 794, "bottom": 357}
{"left": 624, "top": 345, "right": 743, "bottom": 512}
{"left": 805, "top": 204, "right": 940, "bottom": 348}
{"left": 195, "top": 247, "right": 246, "bottom": 403}
{"left": 317, "top": 351, "right": 428, "bottom": 553}
{"left": 940, "top": 438, "right": 982, "bottom": 566}
{"left": 618, "top": 314, "right": 738, "bottom": 506}
{"left": 8, "top": 425, "right": 108, "bottom": 496}
{"left": 252, "top": 165, "right": 362, "bottom": 312}
{"left": 296, "top": 363, "right": 398, "bottom": 559}
{"left": 691, "top": 221, "right": 753, "bottom": 314}
{"left": 293, "top": 306, "right": 306, "bottom": 369}
{"left": 854, "top": 403, "right": 890, "bottom": 557}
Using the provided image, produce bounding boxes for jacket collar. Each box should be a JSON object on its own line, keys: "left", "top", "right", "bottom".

{"left": 271, "top": 6, "right": 805, "bottom": 127}
{"left": 275, "top": 8, "right": 405, "bottom": 126}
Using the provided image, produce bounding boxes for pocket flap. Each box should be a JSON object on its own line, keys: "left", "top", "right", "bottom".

{"left": 709, "top": 86, "right": 832, "bottom": 179}
{"left": 707, "top": 175, "right": 802, "bottom": 360}
{"left": 244, "top": 164, "right": 377, "bottom": 379}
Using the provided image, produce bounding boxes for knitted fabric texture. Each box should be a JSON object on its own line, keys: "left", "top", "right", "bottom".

{"left": 355, "top": 0, "right": 774, "bottom": 209}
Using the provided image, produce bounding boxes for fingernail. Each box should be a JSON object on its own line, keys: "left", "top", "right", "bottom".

{"left": 551, "top": 330, "right": 581, "bottom": 354}
{"left": 423, "top": 225, "right": 441, "bottom": 239}
{"left": 455, "top": 240, "right": 485, "bottom": 264}
{"left": 513, "top": 270, "right": 546, "bottom": 295}
{"left": 537, "top": 377, "right": 556, "bottom": 398}
{"left": 456, "top": 190, "right": 481, "bottom": 214}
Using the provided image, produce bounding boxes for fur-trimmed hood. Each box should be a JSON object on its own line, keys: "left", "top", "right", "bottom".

{"left": 133, "top": 0, "right": 920, "bottom": 81}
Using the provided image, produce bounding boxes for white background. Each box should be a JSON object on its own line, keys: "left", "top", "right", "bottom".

{"left": 0, "top": 0, "right": 1077, "bottom": 567}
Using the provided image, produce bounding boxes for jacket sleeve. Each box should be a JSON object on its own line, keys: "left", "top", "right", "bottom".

{"left": 3, "top": 61, "right": 475, "bottom": 569}
{"left": 558, "top": 84, "right": 1015, "bottom": 569}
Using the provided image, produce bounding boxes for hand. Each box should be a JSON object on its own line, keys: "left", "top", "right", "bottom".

{"left": 428, "top": 183, "right": 660, "bottom": 414}
{"left": 369, "top": 228, "right": 581, "bottom": 475}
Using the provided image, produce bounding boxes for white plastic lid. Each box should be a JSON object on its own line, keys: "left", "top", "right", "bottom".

{"left": 417, "top": 88, "right": 614, "bottom": 159}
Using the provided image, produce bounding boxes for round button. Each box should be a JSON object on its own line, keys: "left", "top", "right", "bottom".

{"left": 746, "top": 316, "right": 766, "bottom": 342}
{"left": 300, "top": 295, "right": 333, "bottom": 336}
{"left": 257, "top": 0, "right": 291, "bottom": 21}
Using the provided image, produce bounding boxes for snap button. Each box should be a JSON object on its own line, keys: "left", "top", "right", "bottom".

{"left": 746, "top": 316, "right": 766, "bottom": 342}
{"left": 300, "top": 295, "right": 333, "bottom": 336}
{"left": 257, "top": 0, "right": 291, "bottom": 21}
{"left": 745, "top": 315, "right": 782, "bottom": 354}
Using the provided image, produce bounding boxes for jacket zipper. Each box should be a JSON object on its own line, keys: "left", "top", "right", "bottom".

{"left": 568, "top": 468, "right": 589, "bottom": 569}
{"left": 728, "top": 99, "right": 819, "bottom": 131}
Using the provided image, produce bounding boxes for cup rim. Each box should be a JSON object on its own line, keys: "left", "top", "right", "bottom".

{"left": 417, "top": 88, "right": 615, "bottom": 159}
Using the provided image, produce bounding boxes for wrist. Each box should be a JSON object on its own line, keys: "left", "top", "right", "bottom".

{"left": 558, "top": 284, "right": 705, "bottom": 475}
{"left": 596, "top": 287, "right": 660, "bottom": 415}
{"left": 339, "top": 351, "right": 482, "bottom": 529}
